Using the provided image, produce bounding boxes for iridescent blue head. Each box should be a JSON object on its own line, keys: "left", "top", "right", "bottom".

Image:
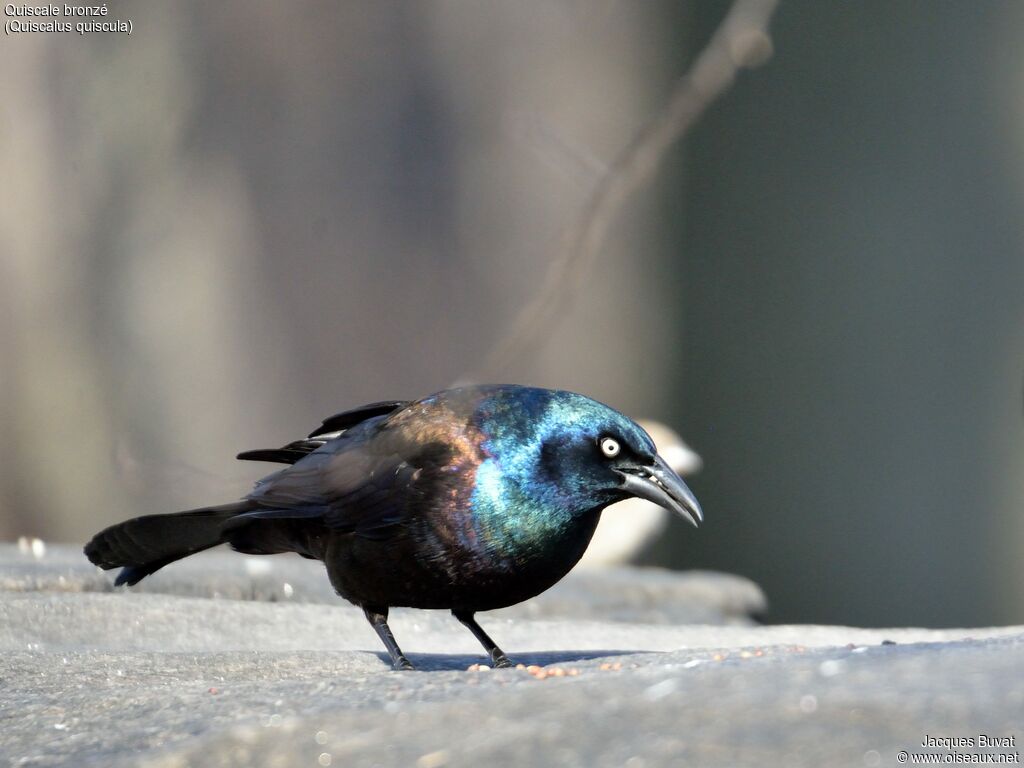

{"left": 466, "top": 386, "right": 702, "bottom": 548}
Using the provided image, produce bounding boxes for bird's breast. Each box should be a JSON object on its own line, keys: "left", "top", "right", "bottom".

{"left": 415, "top": 501, "right": 601, "bottom": 611}
{"left": 324, "top": 447, "right": 604, "bottom": 612}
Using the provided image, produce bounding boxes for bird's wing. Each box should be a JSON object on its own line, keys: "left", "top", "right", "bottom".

{"left": 236, "top": 400, "right": 410, "bottom": 465}
{"left": 235, "top": 440, "right": 326, "bottom": 465}
{"left": 238, "top": 421, "right": 472, "bottom": 541}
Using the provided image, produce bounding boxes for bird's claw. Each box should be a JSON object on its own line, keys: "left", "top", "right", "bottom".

{"left": 492, "top": 654, "right": 513, "bottom": 669}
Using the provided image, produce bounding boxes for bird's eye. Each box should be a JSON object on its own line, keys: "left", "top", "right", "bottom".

{"left": 598, "top": 436, "right": 621, "bottom": 458}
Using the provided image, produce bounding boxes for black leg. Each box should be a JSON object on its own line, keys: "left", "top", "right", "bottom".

{"left": 363, "top": 606, "right": 414, "bottom": 670}
{"left": 452, "top": 609, "right": 513, "bottom": 668}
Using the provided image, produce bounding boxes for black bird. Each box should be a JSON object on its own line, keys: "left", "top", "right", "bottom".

{"left": 85, "top": 385, "right": 702, "bottom": 670}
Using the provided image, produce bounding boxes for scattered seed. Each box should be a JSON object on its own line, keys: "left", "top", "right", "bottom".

{"left": 416, "top": 750, "right": 450, "bottom": 768}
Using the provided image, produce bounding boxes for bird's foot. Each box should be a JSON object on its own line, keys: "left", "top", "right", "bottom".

{"left": 393, "top": 655, "right": 415, "bottom": 671}
{"left": 491, "top": 652, "right": 513, "bottom": 669}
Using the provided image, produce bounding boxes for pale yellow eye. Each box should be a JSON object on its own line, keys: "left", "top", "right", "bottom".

{"left": 599, "top": 436, "right": 621, "bottom": 458}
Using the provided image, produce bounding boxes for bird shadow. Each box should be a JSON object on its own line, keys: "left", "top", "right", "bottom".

{"left": 373, "top": 649, "right": 639, "bottom": 672}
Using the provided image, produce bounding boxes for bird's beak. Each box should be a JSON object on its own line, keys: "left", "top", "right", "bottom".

{"left": 615, "top": 455, "right": 704, "bottom": 528}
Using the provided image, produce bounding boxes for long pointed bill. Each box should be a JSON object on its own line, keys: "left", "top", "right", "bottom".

{"left": 616, "top": 455, "right": 704, "bottom": 528}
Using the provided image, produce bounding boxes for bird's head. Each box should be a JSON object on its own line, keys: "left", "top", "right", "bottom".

{"left": 472, "top": 386, "right": 703, "bottom": 527}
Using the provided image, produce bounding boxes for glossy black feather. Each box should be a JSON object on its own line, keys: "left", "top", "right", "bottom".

{"left": 236, "top": 401, "right": 409, "bottom": 465}
{"left": 235, "top": 447, "right": 313, "bottom": 464}
{"left": 84, "top": 502, "right": 254, "bottom": 584}
{"left": 240, "top": 429, "right": 452, "bottom": 543}
{"left": 308, "top": 400, "right": 408, "bottom": 437}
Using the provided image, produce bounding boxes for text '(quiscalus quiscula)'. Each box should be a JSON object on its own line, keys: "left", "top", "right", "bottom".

{"left": 85, "top": 385, "right": 703, "bottom": 670}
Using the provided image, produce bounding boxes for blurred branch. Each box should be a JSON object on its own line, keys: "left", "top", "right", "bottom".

{"left": 468, "top": 0, "right": 779, "bottom": 382}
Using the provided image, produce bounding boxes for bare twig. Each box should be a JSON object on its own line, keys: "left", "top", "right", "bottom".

{"left": 468, "top": 0, "right": 779, "bottom": 382}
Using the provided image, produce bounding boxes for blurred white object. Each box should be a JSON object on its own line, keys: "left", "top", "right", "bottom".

{"left": 579, "top": 420, "right": 702, "bottom": 567}
{"left": 17, "top": 536, "right": 47, "bottom": 559}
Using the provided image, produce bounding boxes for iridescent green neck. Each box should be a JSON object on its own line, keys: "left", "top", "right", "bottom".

{"left": 466, "top": 388, "right": 627, "bottom": 561}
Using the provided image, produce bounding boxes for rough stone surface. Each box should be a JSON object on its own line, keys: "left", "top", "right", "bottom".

{"left": 1, "top": 545, "right": 1021, "bottom": 767}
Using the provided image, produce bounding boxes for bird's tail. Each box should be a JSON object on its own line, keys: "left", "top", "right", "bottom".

{"left": 84, "top": 501, "right": 255, "bottom": 586}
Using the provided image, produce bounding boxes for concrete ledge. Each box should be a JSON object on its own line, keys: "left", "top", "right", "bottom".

{"left": 1, "top": 545, "right": 1021, "bottom": 767}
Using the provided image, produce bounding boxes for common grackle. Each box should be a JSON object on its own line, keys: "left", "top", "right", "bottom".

{"left": 85, "top": 385, "right": 702, "bottom": 670}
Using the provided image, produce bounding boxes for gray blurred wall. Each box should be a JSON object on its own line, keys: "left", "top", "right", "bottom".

{"left": 653, "top": 0, "right": 1024, "bottom": 628}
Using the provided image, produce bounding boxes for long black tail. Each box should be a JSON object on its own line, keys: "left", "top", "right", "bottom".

{"left": 84, "top": 501, "right": 255, "bottom": 586}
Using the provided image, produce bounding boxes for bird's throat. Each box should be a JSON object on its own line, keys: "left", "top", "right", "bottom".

{"left": 469, "top": 459, "right": 603, "bottom": 564}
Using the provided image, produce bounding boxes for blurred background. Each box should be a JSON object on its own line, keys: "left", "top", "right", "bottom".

{"left": 1, "top": 0, "right": 1022, "bottom": 628}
